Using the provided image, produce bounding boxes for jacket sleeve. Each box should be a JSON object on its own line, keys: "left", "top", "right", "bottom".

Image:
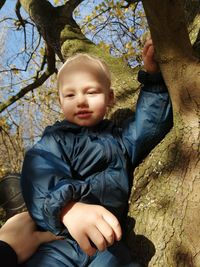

{"left": 21, "top": 133, "right": 92, "bottom": 235}
{"left": 122, "top": 70, "right": 173, "bottom": 167}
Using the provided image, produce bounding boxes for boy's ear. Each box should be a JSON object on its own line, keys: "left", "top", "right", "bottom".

{"left": 58, "top": 96, "right": 61, "bottom": 105}
{"left": 58, "top": 91, "right": 61, "bottom": 105}
{"left": 108, "top": 89, "right": 115, "bottom": 107}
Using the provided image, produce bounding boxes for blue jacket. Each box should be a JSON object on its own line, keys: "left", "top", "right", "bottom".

{"left": 21, "top": 71, "right": 173, "bottom": 236}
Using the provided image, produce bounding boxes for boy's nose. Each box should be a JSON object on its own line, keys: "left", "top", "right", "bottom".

{"left": 77, "top": 94, "right": 88, "bottom": 107}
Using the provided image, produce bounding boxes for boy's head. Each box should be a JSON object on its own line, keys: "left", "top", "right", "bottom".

{"left": 57, "top": 53, "right": 114, "bottom": 127}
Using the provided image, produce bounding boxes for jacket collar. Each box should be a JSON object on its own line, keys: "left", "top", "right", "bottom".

{"left": 43, "top": 119, "right": 115, "bottom": 136}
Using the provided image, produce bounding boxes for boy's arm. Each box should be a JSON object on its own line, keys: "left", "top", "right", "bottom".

{"left": 21, "top": 133, "right": 94, "bottom": 236}
{"left": 123, "top": 71, "right": 173, "bottom": 166}
{"left": 122, "top": 39, "right": 173, "bottom": 166}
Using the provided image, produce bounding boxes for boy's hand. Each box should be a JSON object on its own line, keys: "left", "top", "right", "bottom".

{"left": 61, "top": 202, "right": 122, "bottom": 256}
{"left": 142, "top": 39, "right": 160, "bottom": 74}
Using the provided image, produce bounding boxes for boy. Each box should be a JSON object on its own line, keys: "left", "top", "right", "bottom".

{"left": 21, "top": 40, "right": 173, "bottom": 267}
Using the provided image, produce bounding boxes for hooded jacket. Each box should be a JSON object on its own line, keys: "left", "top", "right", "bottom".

{"left": 21, "top": 71, "right": 173, "bottom": 236}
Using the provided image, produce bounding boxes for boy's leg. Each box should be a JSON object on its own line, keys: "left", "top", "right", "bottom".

{"left": 88, "top": 240, "right": 141, "bottom": 267}
{"left": 21, "top": 238, "right": 89, "bottom": 267}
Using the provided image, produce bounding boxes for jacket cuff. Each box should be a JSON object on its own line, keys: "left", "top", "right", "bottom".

{"left": 138, "top": 70, "right": 168, "bottom": 93}
{"left": 42, "top": 180, "right": 91, "bottom": 235}
{"left": 138, "top": 70, "right": 164, "bottom": 84}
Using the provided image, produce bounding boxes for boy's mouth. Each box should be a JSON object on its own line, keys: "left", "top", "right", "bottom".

{"left": 75, "top": 110, "right": 92, "bottom": 119}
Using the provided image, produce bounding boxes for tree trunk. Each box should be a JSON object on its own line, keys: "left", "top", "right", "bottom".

{"left": 127, "top": 120, "right": 200, "bottom": 266}
{"left": 126, "top": 1, "right": 200, "bottom": 266}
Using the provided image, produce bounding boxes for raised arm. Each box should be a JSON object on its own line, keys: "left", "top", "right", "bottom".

{"left": 122, "top": 39, "right": 173, "bottom": 167}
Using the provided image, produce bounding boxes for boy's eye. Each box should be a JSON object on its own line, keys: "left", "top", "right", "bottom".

{"left": 87, "top": 89, "right": 99, "bottom": 94}
{"left": 65, "top": 94, "right": 74, "bottom": 98}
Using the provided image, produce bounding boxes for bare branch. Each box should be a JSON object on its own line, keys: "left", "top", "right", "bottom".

{"left": 81, "top": 7, "right": 111, "bottom": 29}
{"left": 1, "top": 34, "right": 41, "bottom": 74}
{"left": 0, "top": 31, "right": 57, "bottom": 113}
{"left": 15, "top": 0, "right": 25, "bottom": 27}
{"left": 0, "top": 68, "right": 55, "bottom": 113}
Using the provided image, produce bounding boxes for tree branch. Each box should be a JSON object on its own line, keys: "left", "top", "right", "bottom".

{"left": 141, "top": 0, "right": 200, "bottom": 115}
{"left": 142, "top": 0, "right": 194, "bottom": 62}
{"left": 0, "top": 0, "right": 6, "bottom": 10}
{"left": 0, "top": 34, "right": 42, "bottom": 74}
{"left": 20, "top": 0, "right": 64, "bottom": 60}
{"left": 60, "top": 0, "right": 84, "bottom": 16}
{"left": 0, "top": 69, "right": 55, "bottom": 113}
{"left": 15, "top": 0, "right": 25, "bottom": 27}
{"left": 0, "top": 27, "right": 57, "bottom": 113}
{"left": 184, "top": 0, "right": 200, "bottom": 26}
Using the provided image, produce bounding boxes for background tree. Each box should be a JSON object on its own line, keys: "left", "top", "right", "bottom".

{"left": 0, "top": 0, "right": 199, "bottom": 266}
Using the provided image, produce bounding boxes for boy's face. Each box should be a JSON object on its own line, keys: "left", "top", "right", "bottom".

{"left": 59, "top": 69, "right": 113, "bottom": 127}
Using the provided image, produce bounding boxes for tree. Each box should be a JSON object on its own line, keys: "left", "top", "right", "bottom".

{"left": 0, "top": 0, "right": 199, "bottom": 266}
{"left": 126, "top": 1, "right": 200, "bottom": 266}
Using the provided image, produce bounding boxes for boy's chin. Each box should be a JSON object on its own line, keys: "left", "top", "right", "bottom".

{"left": 75, "top": 119, "right": 102, "bottom": 127}
{"left": 77, "top": 121, "right": 98, "bottom": 127}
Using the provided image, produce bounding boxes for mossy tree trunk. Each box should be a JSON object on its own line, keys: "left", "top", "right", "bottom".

{"left": 127, "top": 1, "right": 200, "bottom": 266}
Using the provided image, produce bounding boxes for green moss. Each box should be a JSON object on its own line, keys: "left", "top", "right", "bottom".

{"left": 60, "top": 25, "right": 88, "bottom": 42}
{"left": 61, "top": 39, "right": 90, "bottom": 57}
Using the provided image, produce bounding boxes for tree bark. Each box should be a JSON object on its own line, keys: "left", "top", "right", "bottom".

{"left": 126, "top": 1, "right": 200, "bottom": 266}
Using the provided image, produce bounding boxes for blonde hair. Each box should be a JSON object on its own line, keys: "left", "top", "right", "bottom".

{"left": 57, "top": 53, "right": 111, "bottom": 90}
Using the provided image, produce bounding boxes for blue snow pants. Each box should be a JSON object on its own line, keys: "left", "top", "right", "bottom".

{"left": 22, "top": 238, "right": 141, "bottom": 267}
